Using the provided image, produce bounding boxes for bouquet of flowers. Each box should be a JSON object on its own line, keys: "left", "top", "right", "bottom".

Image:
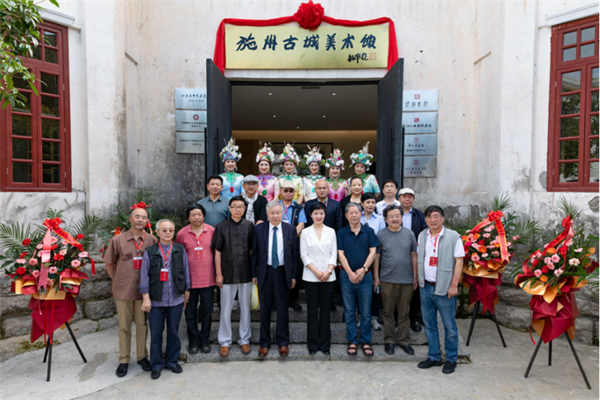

{"left": 1, "top": 210, "right": 101, "bottom": 342}
{"left": 514, "top": 199, "right": 598, "bottom": 343}
{"left": 460, "top": 196, "right": 531, "bottom": 314}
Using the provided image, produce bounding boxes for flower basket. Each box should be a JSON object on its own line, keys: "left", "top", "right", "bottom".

{"left": 3, "top": 217, "right": 94, "bottom": 343}
{"left": 515, "top": 216, "right": 596, "bottom": 344}
{"left": 461, "top": 210, "right": 521, "bottom": 314}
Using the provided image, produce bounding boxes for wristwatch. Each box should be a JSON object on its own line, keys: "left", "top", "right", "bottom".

{"left": 363, "top": 266, "right": 369, "bottom": 272}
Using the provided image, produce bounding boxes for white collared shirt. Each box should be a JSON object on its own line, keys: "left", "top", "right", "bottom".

{"left": 421, "top": 227, "right": 465, "bottom": 282}
{"left": 300, "top": 225, "right": 337, "bottom": 282}
{"left": 376, "top": 199, "right": 400, "bottom": 215}
{"left": 267, "top": 222, "right": 285, "bottom": 266}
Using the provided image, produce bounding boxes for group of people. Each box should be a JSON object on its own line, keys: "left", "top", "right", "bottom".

{"left": 102, "top": 139, "right": 465, "bottom": 380}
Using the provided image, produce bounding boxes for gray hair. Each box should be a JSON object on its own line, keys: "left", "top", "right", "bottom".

{"left": 156, "top": 219, "right": 175, "bottom": 231}
{"left": 345, "top": 202, "right": 363, "bottom": 214}
{"left": 266, "top": 200, "right": 283, "bottom": 212}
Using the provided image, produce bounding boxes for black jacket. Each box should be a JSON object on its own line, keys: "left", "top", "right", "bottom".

{"left": 409, "top": 207, "right": 427, "bottom": 239}
{"left": 242, "top": 194, "right": 268, "bottom": 223}
{"left": 251, "top": 222, "right": 298, "bottom": 290}
{"left": 211, "top": 218, "right": 255, "bottom": 284}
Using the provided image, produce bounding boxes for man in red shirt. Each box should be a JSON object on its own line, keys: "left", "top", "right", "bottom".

{"left": 176, "top": 204, "right": 216, "bottom": 354}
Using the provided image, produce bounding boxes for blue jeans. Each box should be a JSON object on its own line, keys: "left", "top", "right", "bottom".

{"left": 340, "top": 269, "right": 372, "bottom": 345}
{"left": 148, "top": 302, "right": 184, "bottom": 371}
{"left": 420, "top": 283, "right": 459, "bottom": 363}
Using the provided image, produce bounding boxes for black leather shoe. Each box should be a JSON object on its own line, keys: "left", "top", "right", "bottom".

{"left": 384, "top": 343, "right": 395, "bottom": 355}
{"left": 151, "top": 369, "right": 161, "bottom": 380}
{"left": 290, "top": 300, "right": 302, "bottom": 311}
{"left": 137, "top": 358, "right": 152, "bottom": 372}
{"left": 168, "top": 364, "right": 183, "bottom": 374}
{"left": 400, "top": 344, "right": 414, "bottom": 355}
{"left": 309, "top": 349, "right": 317, "bottom": 355}
{"left": 322, "top": 349, "right": 330, "bottom": 355}
{"left": 442, "top": 361, "right": 456, "bottom": 374}
{"left": 418, "top": 358, "right": 443, "bottom": 369}
{"left": 116, "top": 363, "right": 128, "bottom": 377}
{"left": 188, "top": 342, "right": 199, "bottom": 355}
{"left": 410, "top": 320, "right": 422, "bottom": 332}
{"left": 200, "top": 338, "right": 211, "bottom": 354}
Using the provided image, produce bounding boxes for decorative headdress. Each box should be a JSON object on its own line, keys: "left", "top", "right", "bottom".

{"left": 279, "top": 143, "right": 300, "bottom": 165}
{"left": 350, "top": 141, "right": 373, "bottom": 170}
{"left": 304, "top": 146, "right": 323, "bottom": 165}
{"left": 256, "top": 143, "right": 275, "bottom": 164}
{"left": 219, "top": 138, "right": 242, "bottom": 162}
{"left": 325, "top": 149, "right": 345, "bottom": 170}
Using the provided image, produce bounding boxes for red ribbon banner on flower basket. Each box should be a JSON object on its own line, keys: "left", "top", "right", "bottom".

{"left": 212, "top": 1, "right": 399, "bottom": 73}
{"left": 470, "top": 210, "right": 510, "bottom": 262}
{"left": 38, "top": 218, "right": 85, "bottom": 290}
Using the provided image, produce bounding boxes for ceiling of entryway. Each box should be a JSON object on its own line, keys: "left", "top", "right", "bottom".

{"left": 232, "top": 83, "right": 378, "bottom": 131}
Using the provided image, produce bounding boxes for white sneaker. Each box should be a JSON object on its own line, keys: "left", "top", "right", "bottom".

{"left": 232, "top": 300, "right": 240, "bottom": 311}
{"left": 371, "top": 318, "right": 382, "bottom": 331}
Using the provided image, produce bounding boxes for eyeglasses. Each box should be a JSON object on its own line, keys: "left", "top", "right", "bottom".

{"left": 387, "top": 215, "right": 402, "bottom": 220}
{"left": 230, "top": 205, "right": 245, "bottom": 210}
{"left": 282, "top": 189, "right": 295, "bottom": 193}
{"left": 425, "top": 215, "right": 443, "bottom": 220}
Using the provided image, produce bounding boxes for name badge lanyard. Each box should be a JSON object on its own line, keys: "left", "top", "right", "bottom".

{"left": 193, "top": 230, "right": 204, "bottom": 260}
{"left": 429, "top": 233, "right": 439, "bottom": 267}
{"left": 283, "top": 204, "right": 291, "bottom": 223}
{"left": 132, "top": 232, "right": 145, "bottom": 270}
{"left": 159, "top": 243, "right": 173, "bottom": 282}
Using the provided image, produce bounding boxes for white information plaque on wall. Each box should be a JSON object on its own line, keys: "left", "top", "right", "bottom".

{"left": 175, "top": 110, "right": 207, "bottom": 132}
{"left": 404, "top": 156, "right": 437, "bottom": 178}
{"left": 402, "top": 112, "right": 438, "bottom": 134}
{"left": 403, "top": 90, "right": 438, "bottom": 111}
{"left": 176, "top": 131, "right": 205, "bottom": 154}
{"left": 175, "top": 88, "right": 207, "bottom": 110}
{"left": 404, "top": 134, "right": 438, "bottom": 156}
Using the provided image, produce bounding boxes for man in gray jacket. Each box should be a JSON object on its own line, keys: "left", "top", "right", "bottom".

{"left": 416, "top": 205, "right": 465, "bottom": 375}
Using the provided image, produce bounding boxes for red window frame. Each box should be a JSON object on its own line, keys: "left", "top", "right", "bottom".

{"left": 547, "top": 15, "right": 599, "bottom": 192}
{"left": 0, "top": 22, "right": 71, "bottom": 192}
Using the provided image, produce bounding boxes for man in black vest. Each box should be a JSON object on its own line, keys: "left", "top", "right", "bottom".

{"left": 140, "top": 219, "right": 190, "bottom": 380}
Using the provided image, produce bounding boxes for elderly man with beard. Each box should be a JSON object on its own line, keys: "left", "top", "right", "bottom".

{"left": 104, "top": 206, "right": 157, "bottom": 378}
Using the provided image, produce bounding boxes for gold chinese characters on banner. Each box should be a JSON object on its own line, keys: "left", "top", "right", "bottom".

{"left": 225, "top": 24, "right": 389, "bottom": 69}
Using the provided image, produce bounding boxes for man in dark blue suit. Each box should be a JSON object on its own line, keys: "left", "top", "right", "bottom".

{"left": 304, "top": 179, "right": 343, "bottom": 232}
{"left": 252, "top": 200, "right": 299, "bottom": 357}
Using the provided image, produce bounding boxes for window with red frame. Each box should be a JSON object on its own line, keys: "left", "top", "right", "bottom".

{"left": 548, "top": 16, "right": 599, "bottom": 192}
{"left": 0, "top": 22, "right": 71, "bottom": 192}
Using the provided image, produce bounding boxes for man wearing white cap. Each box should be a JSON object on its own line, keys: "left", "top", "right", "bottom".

{"left": 398, "top": 187, "right": 427, "bottom": 333}
{"left": 242, "top": 175, "right": 268, "bottom": 225}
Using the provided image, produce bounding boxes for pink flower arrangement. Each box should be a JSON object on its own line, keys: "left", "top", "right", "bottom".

{"left": 78, "top": 252, "right": 89, "bottom": 258}
{"left": 50, "top": 237, "right": 58, "bottom": 244}
{"left": 471, "top": 254, "right": 480, "bottom": 262}
{"left": 71, "top": 260, "right": 81, "bottom": 267}
{"left": 49, "top": 267, "right": 58, "bottom": 274}
{"left": 36, "top": 243, "right": 43, "bottom": 250}
{"left": 59, "top": 249, "right": 67, "bottom": 256}
{"left": 32, "top": 270, "right": 39, "bottom": 277}
{"left": 534, "top": 270, "right": 542, "bottom": 277}
{"left": 551, "top": 254, "right": 560, "bottom": 263}
{"left": 16, "top": 258, "right": 26, "bottom": 264}
{"left": 483, "top": 233, "right": 491, "bottom": 238}
{"left": 28, "top": 258, "right": 38, "bottom": 266}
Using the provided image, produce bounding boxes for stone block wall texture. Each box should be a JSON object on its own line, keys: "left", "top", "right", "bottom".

{"left": 1, "top": 263, "right": 598, "bottom": 344}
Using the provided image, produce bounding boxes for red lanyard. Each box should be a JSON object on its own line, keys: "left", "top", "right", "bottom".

{"left": 430, "top": 232, "right": 439, "bottom": 252}
{"left": 159, "top": 243, "right": 173, "bottom": 267}
{"left": 321, "top": 199, "right": 328, "bottom": 207}
{"left": 132, "top": 232, "right": 145, "bottom": 255}
{"left": 191, "top": 228, "right": 204, "bottom": 246}
{"left": 283, "top": 203, "right": 291, "bottom": 219}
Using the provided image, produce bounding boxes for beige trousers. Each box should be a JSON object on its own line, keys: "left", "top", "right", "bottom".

{"left": 116, "top": 299, "right": 148, "bottom": 363}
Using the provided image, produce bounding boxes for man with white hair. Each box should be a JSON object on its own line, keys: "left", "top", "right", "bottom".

{"left": 139, "top": 219, "right": 190, "bottom": 380}
{"left": 252, "top": 200, "right": 299, "bottom": 357}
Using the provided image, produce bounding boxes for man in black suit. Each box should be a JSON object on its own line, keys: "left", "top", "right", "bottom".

{"left": 241, "top": 175, "right": 268, "bottom": 224}
{"left": 398, "top": 188, "right": 427, "bottom": 332}
{"left": 251, "top": 200, "right": 299, "bottom": 357}
{"left": 304, "top": 179, "right": 343, "bottom": 232}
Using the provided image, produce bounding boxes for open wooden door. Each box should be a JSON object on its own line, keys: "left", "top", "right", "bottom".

{"left": 206, "top": 59, "right": 232, "bottom": 179}
{"left": 376, "top": 59, "right": 404, "bottom": 187}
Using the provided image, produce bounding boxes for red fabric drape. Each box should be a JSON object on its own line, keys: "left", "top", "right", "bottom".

{"left": 213, "top": 16, "right": 398, "bottom": 73}
{"left": 28, "top": 295, "right": 77, "bottom": 343}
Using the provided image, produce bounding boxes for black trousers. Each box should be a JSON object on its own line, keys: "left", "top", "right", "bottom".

{"left": 289, "top": 255, "right": 303, "bottom": 302}
{"left": 304, "top": 281, "right": 334, "bottom": 352}
{"left": 185, "top": 287, "right": 214, "bottom": 345}
{"left": 409, "top": 286, "right": 422, "bottom": 322}
{"left": 259, "top": 265, "right": 290, "bottom": 348}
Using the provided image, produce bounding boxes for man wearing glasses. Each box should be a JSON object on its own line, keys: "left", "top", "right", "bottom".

{"left": 211, "top": 196, "right": 255, "bottom": 357}
{"left": 416, "top": 206, "right": 464, "bottom": 375}
{"left": 279, "top": 180, "right": 306, "bottom": 311}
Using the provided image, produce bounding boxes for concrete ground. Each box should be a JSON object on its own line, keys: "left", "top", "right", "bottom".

{"left": 0, "top": 319, "right": 597, "bottom": 399}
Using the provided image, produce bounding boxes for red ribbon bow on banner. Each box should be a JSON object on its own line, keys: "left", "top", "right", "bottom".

{"left": 470, "top": 210, "right": 509, "bottom": 262}
{"left": 293, "top": 0, "right": 325, "bottom": 30}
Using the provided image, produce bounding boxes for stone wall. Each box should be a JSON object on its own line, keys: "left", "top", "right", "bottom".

{"left": 0, "top": 263, "right": 117, "bottom": 339}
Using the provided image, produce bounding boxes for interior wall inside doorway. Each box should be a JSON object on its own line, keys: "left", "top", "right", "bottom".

{"left": 234, "top": 130, "right": 376, "bottom": 179}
